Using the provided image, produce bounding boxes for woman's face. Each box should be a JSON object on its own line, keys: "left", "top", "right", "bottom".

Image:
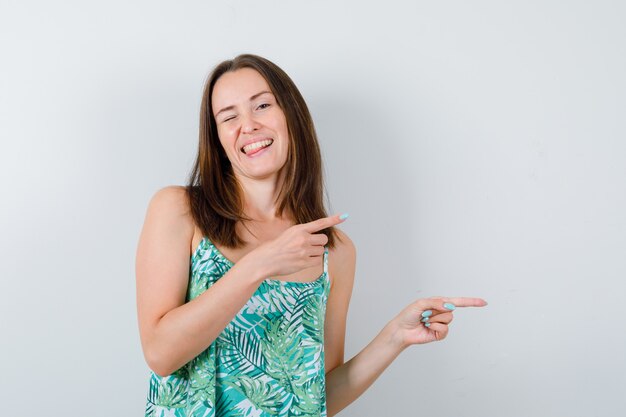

{"left": 211, "top": 67, "right": 289, "bottom": 180}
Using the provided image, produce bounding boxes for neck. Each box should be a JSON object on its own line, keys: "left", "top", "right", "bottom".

{"left": 236, "top": 169, "right": 292, "bottom": 223}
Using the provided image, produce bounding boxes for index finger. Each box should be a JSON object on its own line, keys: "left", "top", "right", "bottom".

{"left": 418, "top": 296, "right": 488, "bottom": 311}
{"left": 435, "top": 297, "right": 488, "bottom": 308}
{"left": 301, "top": 213, "right": 348, "bottom": 233}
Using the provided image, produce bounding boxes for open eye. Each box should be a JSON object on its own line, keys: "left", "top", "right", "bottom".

{"left": 257, "top": 103, "right": 270, "bottom": 110}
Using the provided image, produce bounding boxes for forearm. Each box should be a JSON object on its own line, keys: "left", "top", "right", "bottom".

{"left": 145, "top": 258, "right": 267, "bottom": 377}
{"left": 325, "top": 321, "right": 405, "bottom": 416}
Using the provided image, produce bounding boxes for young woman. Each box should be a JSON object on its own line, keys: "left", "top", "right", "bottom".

{"left": 135, "top": 53, "right": 487, "bottom": 417}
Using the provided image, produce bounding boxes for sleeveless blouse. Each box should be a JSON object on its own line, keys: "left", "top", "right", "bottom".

{"left": 145, "top": 237, "right": 331, "bottom": 417}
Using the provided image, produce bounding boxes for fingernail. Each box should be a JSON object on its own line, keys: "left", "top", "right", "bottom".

{"left": 421, "top": 317, "right": 429, "bottom": 322}
{"left": 339, "top": 213, "right": 349, "bottom": 220}
{"left": 443, "top": 303, "right": 456, "bottom": 310}
{"left": 421, "top": 310, "right": 432, "bottom": 318}
{"left": 424, "top": 322, "right": 431, "bottom": 328}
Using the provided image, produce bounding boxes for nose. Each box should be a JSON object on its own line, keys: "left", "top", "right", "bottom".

{"left": 241, "top": 113, "right": 260, "bottom": 134}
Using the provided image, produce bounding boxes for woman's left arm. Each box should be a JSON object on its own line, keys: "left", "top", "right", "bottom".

{"left": 323, "top": 231, "right": 404, "bottom": 416}
{"left": 323, "top": 231, "right": 487, "bottom": 417}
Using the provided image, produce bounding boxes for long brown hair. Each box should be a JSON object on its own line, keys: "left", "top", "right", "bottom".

{"left": 185, "top": 53, "right": 342, "bottom": 249}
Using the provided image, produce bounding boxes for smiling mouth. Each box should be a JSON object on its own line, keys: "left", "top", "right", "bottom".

{"left": 241, "top": 139, "right": 274, "bottom": 155}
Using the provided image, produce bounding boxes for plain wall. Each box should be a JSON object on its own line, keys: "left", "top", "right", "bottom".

{"left": 1, "top": 1, "right": 625, "bottom": 416}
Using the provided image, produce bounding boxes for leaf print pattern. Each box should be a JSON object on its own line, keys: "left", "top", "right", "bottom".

{"left": 261, "top": 315, "right": 309, "bottom": 391}
{"left": 219, "top": 325, "right": 267, "bottom": 378}
{"left": 223, "top": 375, "right": 284, "bottom": 415}
{"left": 145, "top": 237, "right": 330, "bottom": 417}
{"left": 302, "top": 293, "right": 324, "bottom": 345}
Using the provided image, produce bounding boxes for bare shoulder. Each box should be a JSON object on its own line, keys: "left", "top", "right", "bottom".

{"left": 328, "top": 227, "right": 357, "bottom": 288}
{"left": 148, "top": 185, "right": 194, "bottom": 222}
{"left": 331, "top": 227, "right": 356, "bottom": 257}
{"left": 148, "top": 185, "right": 191, "bottom": 215}
{"left": 140, "top": 185, "right": 195, "bottom": 253}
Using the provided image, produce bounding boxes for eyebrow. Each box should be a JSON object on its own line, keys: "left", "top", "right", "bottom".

{"left": 214, "top": 90, "right": 273, "bottom": 118}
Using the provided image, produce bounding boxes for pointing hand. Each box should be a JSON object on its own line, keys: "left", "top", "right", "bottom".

{"left": 391, "top": 296, "right": 488, "bottom": 348}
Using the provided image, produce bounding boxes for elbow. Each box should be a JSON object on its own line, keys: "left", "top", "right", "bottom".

{"left": 148, "top": 363, "right": 174, "bottom": 379}
{"left": 141, "top": 325, "right": 185, "bottom": 377}
{"left": 144, "top": 346, "right": 176, "bottom": 378}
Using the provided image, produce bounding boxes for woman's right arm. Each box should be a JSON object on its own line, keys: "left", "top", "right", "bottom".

{"left": 135, "top": 186, "right": 268, "bottom": 377}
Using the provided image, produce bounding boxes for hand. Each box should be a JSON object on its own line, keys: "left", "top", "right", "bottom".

{"left": 249, "top": 213, "right": 348, "bottom": 278}
{"left": 390, "top": 296, "right": 488, "bottom": 348}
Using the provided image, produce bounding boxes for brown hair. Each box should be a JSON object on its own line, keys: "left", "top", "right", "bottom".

{"left": 185, "top": 53, "right": 342, "bottom": 249}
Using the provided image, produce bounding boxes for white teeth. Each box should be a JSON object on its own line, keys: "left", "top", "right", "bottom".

{"left": 242, "top": 139, "right": 273, "bottom": 154}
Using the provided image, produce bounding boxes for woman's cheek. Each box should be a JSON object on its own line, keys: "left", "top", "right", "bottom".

{"left": 225, "top": 125, "right": 238, "bottom": 139}
{"left": 217, "top": 126, "right": 235, "bottom": 143}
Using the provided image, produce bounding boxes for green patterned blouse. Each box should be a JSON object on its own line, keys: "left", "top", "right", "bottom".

{"left": 145, "top": 236, "right": 331, "bottom": 417}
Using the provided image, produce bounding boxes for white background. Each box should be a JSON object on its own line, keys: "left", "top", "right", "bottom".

{"left": 1, "top": 1, "right": 625, "bottom": 416}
